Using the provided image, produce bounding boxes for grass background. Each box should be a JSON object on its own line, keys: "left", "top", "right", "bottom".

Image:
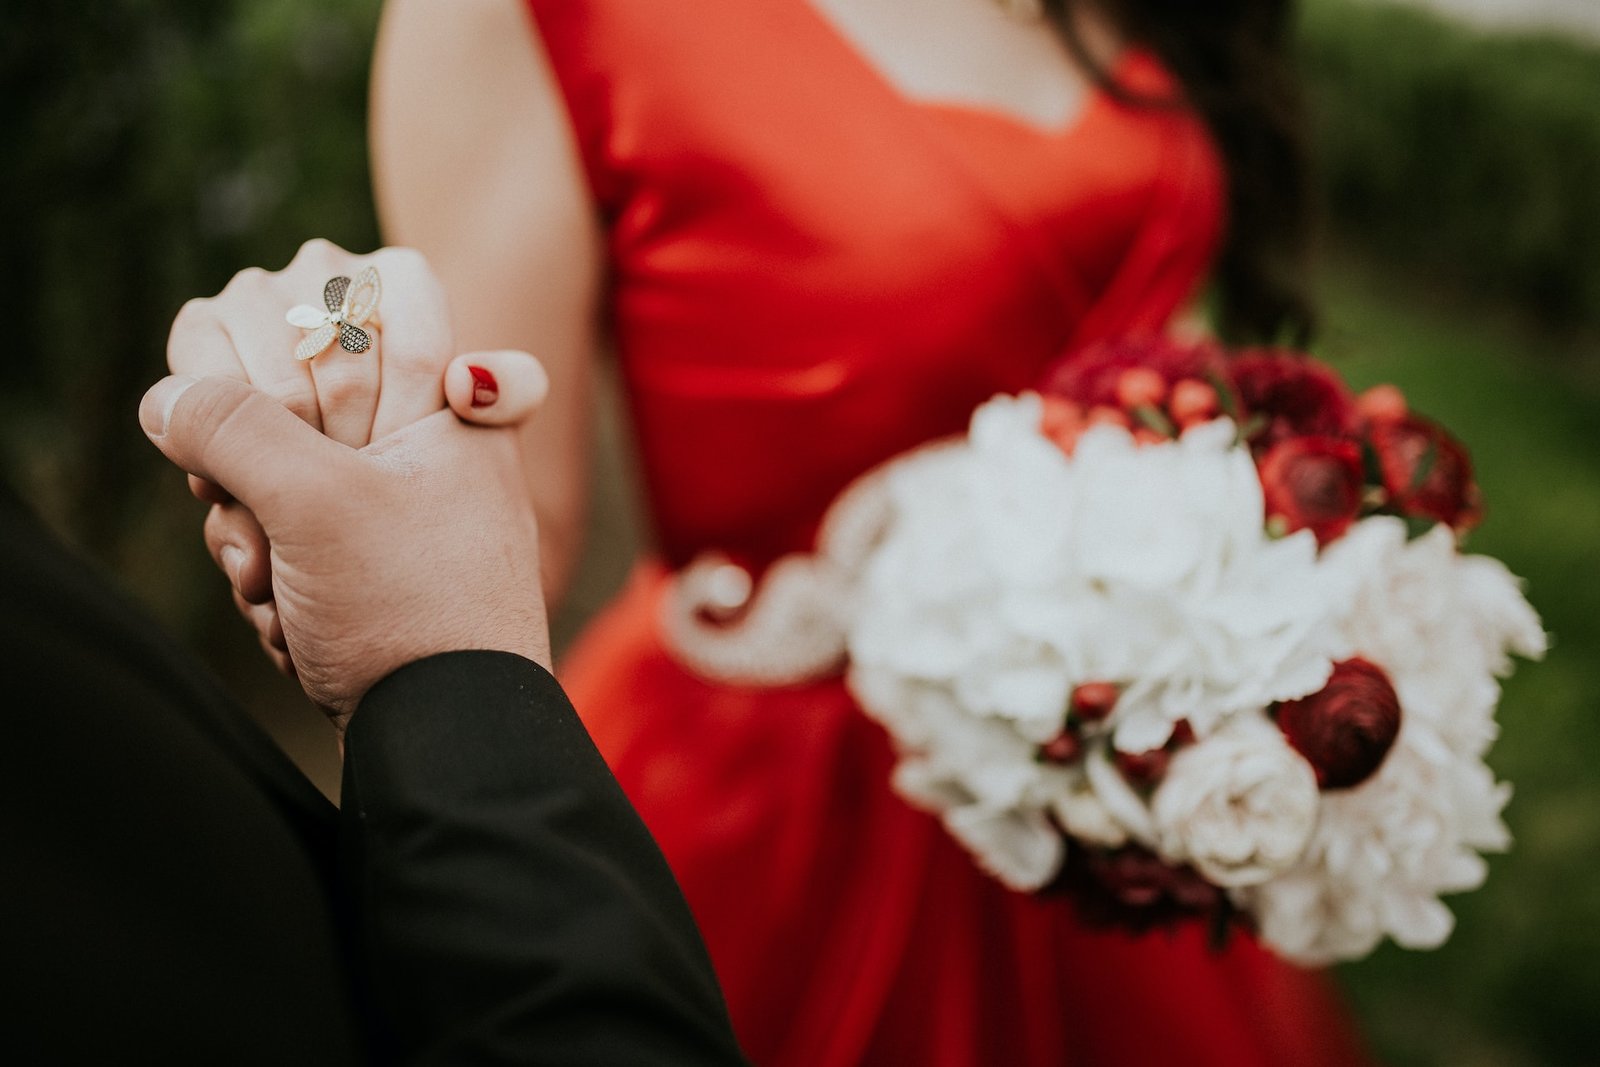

{"left": 1313, "top": 261, "right": 1600, "bottom": 1065}
{"left": 2, "top": 1, "right": 1596, "bottom": 1062}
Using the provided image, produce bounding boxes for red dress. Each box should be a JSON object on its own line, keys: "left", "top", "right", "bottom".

{"left": 529, "top": 2, "right": 1372, "bottom": 1063}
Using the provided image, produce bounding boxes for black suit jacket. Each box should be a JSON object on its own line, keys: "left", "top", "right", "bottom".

{"left": 0, "top": 488, "right": 746, "bottom": 1066}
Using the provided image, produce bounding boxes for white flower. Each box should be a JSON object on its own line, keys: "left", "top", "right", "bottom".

{"left": 1050, "top": 769, "right": 1131, "bottom": 849}
{"left": 841, "top": 396, "right": 1538, "bottom": 954}
{"left": 847, "top": 397, "right": 1344, "bottom": 890}
{"left": 942, "top": 804, "right": 1065, "bottom": 893}
{"left": 1240, "top": 720, "right": 1512, "bottom": 965}
{"left": 1082, "top": 741, "right": 1158, "bottom": 847}
{"left": 1320, "top": 517, "right": 1547, "bottom": 758}
{"left": 1069, "top": 419, "right": 1274, "bottom": 608}
{"left": 1151, "top": 716, "right": 1320, "bottom": 887}
{"left": 1067, "top": 419, "right": 1341, "bottom": 751}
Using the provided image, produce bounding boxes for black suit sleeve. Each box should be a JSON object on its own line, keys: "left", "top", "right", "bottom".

{"left": 0, "top": 490, "right": 362, "bottom": 1065}
{"left": 341, "top": 651, "right": 749, "bottom": 1066}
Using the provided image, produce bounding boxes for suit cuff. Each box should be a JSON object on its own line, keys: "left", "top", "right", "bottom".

{"left": 345, "top": 651, "right": 574, "bottom": 808}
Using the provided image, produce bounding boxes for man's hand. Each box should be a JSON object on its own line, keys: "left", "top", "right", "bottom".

{"left": 165, "top": 241, "right": 547, "bottom": 689}
{"left": 139, "top": 360, "right": 551, "bottom": 729}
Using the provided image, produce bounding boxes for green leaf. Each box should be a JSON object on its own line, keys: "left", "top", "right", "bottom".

{"left": 1360, "top": 438, "right": 1385, "bottom": 488}
{"left": 1403, "top": 515, "right": 1439, "bottom": 541}
{"left": 1204, "top": 369, "right": 1239, "bottom": 420}
{"left": 1132, "top": 404, "right": 1177, "bottom": 438}
{"left": 1233, "top": 413, "right": 1269, "bottom": 447}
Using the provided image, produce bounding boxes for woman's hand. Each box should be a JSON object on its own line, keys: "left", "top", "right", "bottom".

{"left": 166, "top": 241, "right": 548, "bottom": 679}
{"left": 168, "top": 239, "right": 454, "bottom": 450}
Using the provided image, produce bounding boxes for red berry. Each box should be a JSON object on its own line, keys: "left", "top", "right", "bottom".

{"left": 1169, "top": 378, "right": 1220, "bottom": 424}
{"left": 1039, "top": 395, "right": 1084, "bottom": 436}
{"left": 1356, "top": 384, "right": 1408, "bottom": 425}
{"left": 1132, "top": 427, "right": 1167, "bottom": 447}
{"left": 1168, "top": 720, "right": 1196, "bottom": 747}
{"left": 1087, "top": 405, "right": 1132, "bottom": 430}
{"left": 1039, "top": 729, "right": 1084, "bottom": 765}
{"left": 1070, "top": 682, "right": 1119, "bottom": 722}
{"left": 1115, "top": 747, "right": 1170, "bottom": 786}
{"left": 1039, "top": 395, "right": 1085, "bottom": 454}
{"left": 1115, "top": 368, "right": 1168, "bottom": 410}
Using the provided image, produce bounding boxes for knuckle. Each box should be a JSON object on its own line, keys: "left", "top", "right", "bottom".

{"left": 223, "top": 266, "right": 271, "bottom": 295}
{"left": 185, "top": 379, "right": 246, "bottom": 439}
{"left": 378, "top": 244, "right": 427, "bottom": 271}
{"left": 316, "top": 368, "right": 376, "bottom": 412}
{"left": 383, "top": 320, "right": 451, "bottom": 379}
{"left": 192, "top": 387, "right": 289, "bottom": 492}
{"left": 291, "top": 237, "right": 344, "bottom": 269}
{"left": 172, "top": 297, "right": 213, "bottom": 331}
{"left": 167, "top": 299, "right": 216, "bottom": 368}
{"left": 264, "top": 381, "right": 320, "bottom": 426}
{"left": 202, "top": 504, "right": 230, "bottom": 549}
{"left": 376, "top": 245, "right": 442, "bottom": 293}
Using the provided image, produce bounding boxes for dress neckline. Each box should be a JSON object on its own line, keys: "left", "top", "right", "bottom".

{"left": 789, "top": 0, "right": 1130, "bottom": 141}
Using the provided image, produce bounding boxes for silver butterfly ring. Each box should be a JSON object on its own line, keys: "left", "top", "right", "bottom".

{"left": 287, "top": 266, "right": 382, "bottom": 362}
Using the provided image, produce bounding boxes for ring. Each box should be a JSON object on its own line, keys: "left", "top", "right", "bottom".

{"left": 287, "top": 266, "right": 382, "bottom": 362}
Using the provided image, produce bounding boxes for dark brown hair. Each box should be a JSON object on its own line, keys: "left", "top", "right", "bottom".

{"left": 1050, "top": 0, "right": 1316, "bottom": 345}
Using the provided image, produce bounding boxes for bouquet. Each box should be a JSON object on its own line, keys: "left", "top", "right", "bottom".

{"left": 849, "top": 337, "right": 1547, "bottom": 964}
{"left": 662, "top": 336, "right": 1546, "bottom": 965}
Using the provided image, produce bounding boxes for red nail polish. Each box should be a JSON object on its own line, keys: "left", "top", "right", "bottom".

{"left": 468, "top": 365, "right": 499, "bottom": 408}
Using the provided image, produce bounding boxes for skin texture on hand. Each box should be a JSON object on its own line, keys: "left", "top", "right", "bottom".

{"left": 140, "top": 370, "right": 551, "bottom": 729}
{"left": 163, "top": 240, "right": 552, "bottom": 717}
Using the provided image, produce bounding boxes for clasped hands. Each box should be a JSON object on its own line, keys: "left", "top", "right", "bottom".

{"left": 145, "top": 240, "right": 551, "bottom": 729}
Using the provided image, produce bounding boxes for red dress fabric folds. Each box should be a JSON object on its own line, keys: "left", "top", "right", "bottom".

{"left": 526, "top": 1, "right": 1372, "bottom": 1063}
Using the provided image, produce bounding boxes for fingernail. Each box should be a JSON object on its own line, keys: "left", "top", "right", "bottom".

{"left": 468, "top": 365, "right": 499, "bottom": 408}
{"left": 139, "top": 375, "right": 199, "bottom": 439}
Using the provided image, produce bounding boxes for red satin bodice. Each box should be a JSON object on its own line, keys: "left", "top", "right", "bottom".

{"left": 528, "top": 3, "right": 1370, "bottom": 1064}
{"left": 533, "top": 0, "right": 1222, "bottom": 567}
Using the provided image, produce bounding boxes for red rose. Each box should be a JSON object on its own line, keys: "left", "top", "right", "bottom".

{"left": 1042, "top": 335, "right": 1235, "bottom": 411}
{"left": 1228, "top": 350, "right": 1358, "bottom": 448}
{"left": 1368, "top": 414, "right": 1483, "bottom": 532}
{"left": 1258, "top": 436, "right": 1365, "bottom": 545}
{"left": 1276, "top": 658, "right": 1402, "bottom": 790}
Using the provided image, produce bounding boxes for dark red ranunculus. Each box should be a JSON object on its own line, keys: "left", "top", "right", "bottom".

{"left": 1046, "top": 844, "right": 1231, "bottom": 935}
{"left": 1258, "top": 435, "right": 1366, "bottom": 545}
{"left": 1368, "top": 414, "right": 1483, "bottom": 532}
{"left": 1228, "top": 349, "right": 1359, "bottom": 449}
{"left": 1042, "top": 335, "right": 1235, "bottom": 411}
{"left": 1276, "top": 658, "right": 1402, "bottom": 790}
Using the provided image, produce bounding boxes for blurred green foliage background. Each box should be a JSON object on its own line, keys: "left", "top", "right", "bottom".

{"left": 2, "top": 1, "right": 1595, "bottom": 1062}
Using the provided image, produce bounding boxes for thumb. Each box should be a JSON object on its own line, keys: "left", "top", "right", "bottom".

{"left": 443, "top": 351, "right": 550, "bottom": 427}
{"left": 140, "top": 375, "right": 354, "bottom": 519}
